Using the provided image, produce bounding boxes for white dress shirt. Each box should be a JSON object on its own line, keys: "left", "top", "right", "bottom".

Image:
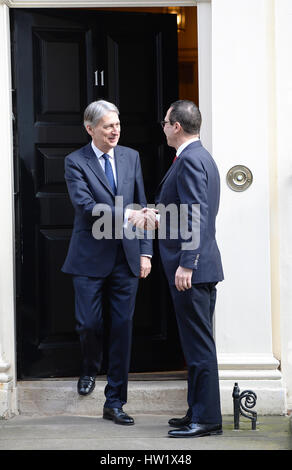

{"left": 176, "top": 136, "right": 199, "bottom": 157}
{"left": 91, "top": 142, "right": 118, "bottom": 186}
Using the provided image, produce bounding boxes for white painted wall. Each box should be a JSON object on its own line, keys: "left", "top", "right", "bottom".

{"left": 275, "top": 0, "right": 292, "bottom": 411}
{"left": 0, "top": 3, "right": 18, "bottom": 417}
{"left": 212, "top": 0, "right": 274, "bottom": 355}
{"left": 197, "top": 1, "right": 212, "bottom": 154}
{"left": 209, "top": 0, "right": 285, "bottom": 412}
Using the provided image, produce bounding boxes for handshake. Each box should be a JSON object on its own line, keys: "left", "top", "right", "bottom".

{"left": 128, "top": 208, "right": 159, "bottom": 230}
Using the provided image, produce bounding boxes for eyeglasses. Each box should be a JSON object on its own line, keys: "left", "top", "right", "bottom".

{"left": 160, "top": 120, "right": 171, "bottom": 128}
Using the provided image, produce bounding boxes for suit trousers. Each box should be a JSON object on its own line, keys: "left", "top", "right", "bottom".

{"left": 169, "top": 282, "right": 222, "bottom": 424}
{"left": 72, "top": 244, "right": 139, "bottom": 408}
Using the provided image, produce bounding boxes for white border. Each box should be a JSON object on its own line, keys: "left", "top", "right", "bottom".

{"left": 0, "top": 0, "right": 287, "bottom": 417}
{"left": 1, "top": 0, "right": 200, "bottom": 7}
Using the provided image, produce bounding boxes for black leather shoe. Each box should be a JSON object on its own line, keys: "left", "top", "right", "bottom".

{"left": 168, "top": 422, "right": 222, "bottom": 438}
{"left": 103, "top": 407, "right": 134, "bottom": 425}
{"left": 168, "top": 413, "right": 192, "bottom": 428}
{"left": 77, "top": 376, "right": 96, "bottom": 396}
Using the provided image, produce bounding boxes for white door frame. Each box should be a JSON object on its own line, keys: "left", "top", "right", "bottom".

{"left": 0, "top": 0, "right": 209, "bottom": 418}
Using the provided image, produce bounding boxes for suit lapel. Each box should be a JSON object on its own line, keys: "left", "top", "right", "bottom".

{"left": 84, "top": 143, "right": 115, "bottom": 196}
{"left": 85, "top": 144, "right": 128, "bottom": 196}
{"left": 157, "top": 140, "right": 203, "bottom": 190}
{"left": 157, "top": 159, "right": 177, "bottom": 191}
{"left": 114, "top": 146, "right": 127, "bottom": 194}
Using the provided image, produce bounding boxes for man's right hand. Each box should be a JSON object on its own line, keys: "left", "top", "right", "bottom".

{"left": 175, "top": 266, "right": 193, "bottom": 291}
{"left": 128, "top": 208, "right": 159, "bottom": 230}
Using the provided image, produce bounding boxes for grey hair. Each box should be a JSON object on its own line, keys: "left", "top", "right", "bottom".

{"left": 84, "top": 100, "right": 119, "bottom": 128}
{"left": 169, "top": 100, "right": 201, "bottom": 135}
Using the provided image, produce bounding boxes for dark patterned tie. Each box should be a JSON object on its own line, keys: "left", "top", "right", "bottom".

{"left": 173, "top": 155, "right": 178, "bottom": 163}
{"left": 102, "top": 153, "right": 117, "bottom": 195}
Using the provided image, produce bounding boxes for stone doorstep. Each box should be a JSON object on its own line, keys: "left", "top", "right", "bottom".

{"left": 17, "top": 379, "right": 188, "bottom": 417}
{"left": 16, "top": 376, "right": 287, "bottom": 417}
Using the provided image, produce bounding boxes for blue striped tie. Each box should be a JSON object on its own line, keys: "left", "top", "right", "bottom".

{"left": 102, "top": 153, "right": 117, "bottom": 195}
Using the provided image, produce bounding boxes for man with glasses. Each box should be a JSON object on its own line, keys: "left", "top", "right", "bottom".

{"left": 156, "top": 100, "right": 224, "bottom": 438}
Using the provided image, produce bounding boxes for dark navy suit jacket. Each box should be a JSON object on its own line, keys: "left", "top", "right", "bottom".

{"left": 156, "top": 140, "right": 223, "bottom": 285}
{"left": 62, "top": 143, "right": 152, "bottom": 278}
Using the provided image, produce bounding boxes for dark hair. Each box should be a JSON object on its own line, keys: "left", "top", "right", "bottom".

{"left": 169, "top": 100, "right": 201, "bottom": 135}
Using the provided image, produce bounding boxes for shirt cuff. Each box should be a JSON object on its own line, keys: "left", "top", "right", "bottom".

{"left": 123, "top": 208, "right": 132, "bottom": 228}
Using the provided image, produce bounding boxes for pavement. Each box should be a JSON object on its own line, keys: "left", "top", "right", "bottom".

{"left": 0, "top": 413, "right": 291, "bottom": 454}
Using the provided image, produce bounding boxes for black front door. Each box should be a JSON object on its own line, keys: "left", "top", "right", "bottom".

{"left": 11, "top": 8, "right": 183, "bottom": 378}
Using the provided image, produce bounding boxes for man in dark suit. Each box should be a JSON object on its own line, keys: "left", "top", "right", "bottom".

{"left": 156, "top": 100, "right": 224, "bottom": 438}
{"left": 62, "top": 100, "right": 155, "bottom": 425}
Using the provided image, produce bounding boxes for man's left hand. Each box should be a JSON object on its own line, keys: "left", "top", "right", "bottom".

{"left": 140, "top": 256, "right": 152, "bottom": 278}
